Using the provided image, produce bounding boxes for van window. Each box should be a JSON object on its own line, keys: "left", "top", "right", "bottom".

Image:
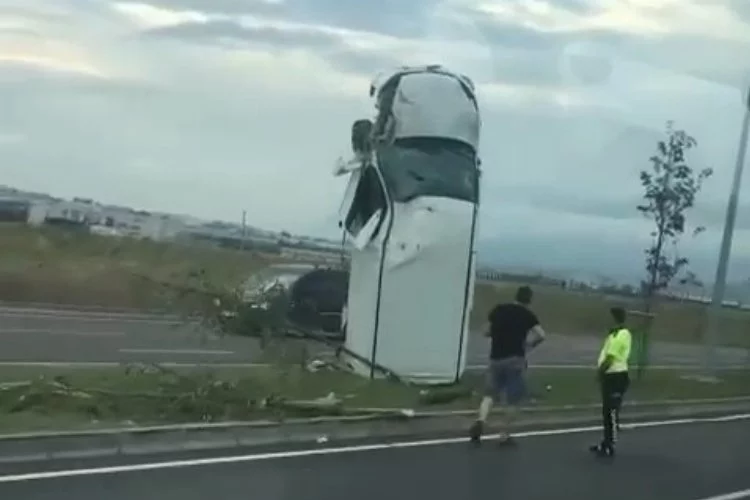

{"left": 376, "top": 138, "right": 478, "bottom": 204}
{"left": 343, "top": 165, "right": 387, "bottom": 238}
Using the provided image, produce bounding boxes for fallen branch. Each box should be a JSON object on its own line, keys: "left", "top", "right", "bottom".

{"left": 131, "top": 270, "right": 408, "bottom": 384}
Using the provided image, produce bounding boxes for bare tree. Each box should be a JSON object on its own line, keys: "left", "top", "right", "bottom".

{"left": 637, "top": 121, "right": 713, "bottom": 311}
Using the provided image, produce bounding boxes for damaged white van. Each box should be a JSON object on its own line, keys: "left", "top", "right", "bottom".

{"left": 334, "top": 65, "right": 482, "bottom": 384}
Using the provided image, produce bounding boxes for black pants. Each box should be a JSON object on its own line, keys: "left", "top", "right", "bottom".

{"left": 600, "top": 372, "right": 630, "bottom": 447}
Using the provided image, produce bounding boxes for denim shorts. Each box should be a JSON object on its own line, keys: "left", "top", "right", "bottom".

{"left": 484, "top": 356, "right": 527, "bottom": 405}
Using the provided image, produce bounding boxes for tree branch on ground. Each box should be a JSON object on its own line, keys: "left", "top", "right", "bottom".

{"left": 131, "top": 270, "right": 405, "bottom": 382}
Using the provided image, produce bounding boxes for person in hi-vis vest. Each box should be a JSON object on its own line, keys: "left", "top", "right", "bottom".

{"left": 590, "top": 307, "right": 632, "bottom": 458}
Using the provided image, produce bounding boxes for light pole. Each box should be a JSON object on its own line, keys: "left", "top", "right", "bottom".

{"left": 240, "top": 210, "right": 247, "bottom": 252}
{"left": 702, "top": 87, "right": 750, "bottom": 374}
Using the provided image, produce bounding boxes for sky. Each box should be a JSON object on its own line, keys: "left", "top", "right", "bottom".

{"left": 2, "top": 0, "right": 750, "bottom": 283}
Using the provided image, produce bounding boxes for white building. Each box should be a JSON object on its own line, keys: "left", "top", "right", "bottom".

{"left": 93, "top": 205, "right": 186, "bottom": 241}
{"left": 21, "top": 196, "right": 185, "bottom": 242}
{"left": 279, "top": 246, "right": 346, "bottom": 265}
{"left": 34, "top": 199, "right": 100, "bottom": 225}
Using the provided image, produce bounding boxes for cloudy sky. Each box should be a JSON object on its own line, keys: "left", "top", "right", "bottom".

{"left": 2, "top": 0, "right": 750, "bottom": 282}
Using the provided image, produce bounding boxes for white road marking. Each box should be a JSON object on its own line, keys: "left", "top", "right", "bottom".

{"left": 0, "top": 307, "right": 182, "bottom": 319}
{"left": 0, "top": 361, "right": 742, "bottom": 371}
{"left": 118, "top": 348, "right": 236, "bottom": 356}
{"left": 0, "top": 413, "right": 747, "bottom": 484}
{"left": 694, "top": 489, "right": 750, "bottom": 500}
{"left": 467, "top": 364, "right": 748, "bottom": 371}
{"left": 0, "top": 329, "right": 125, "bottom": 337}
{"left": 0, "top": 361, "right": 269, "bottom": 368}
{"left": 0, "top": 312, "right": 187, "bottom": 325}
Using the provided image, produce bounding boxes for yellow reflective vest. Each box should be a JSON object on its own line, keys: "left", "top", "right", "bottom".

{"left": 597, "top": 328, "right": 632, "bottom": 374}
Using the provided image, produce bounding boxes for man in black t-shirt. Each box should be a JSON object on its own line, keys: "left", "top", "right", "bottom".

{"left": 469, "top": 285, "right": 547, "bottom": 445}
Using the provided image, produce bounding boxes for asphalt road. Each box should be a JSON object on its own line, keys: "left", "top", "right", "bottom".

{"left": 0, "top": 307, "right": 748, "bottom": 368}
{"left": 0, "top": 415, "right": 748, "bottom": 499}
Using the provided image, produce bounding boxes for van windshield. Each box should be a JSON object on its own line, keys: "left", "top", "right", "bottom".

{"left": 375, "top": 138, "right": 478, "bottom": 204}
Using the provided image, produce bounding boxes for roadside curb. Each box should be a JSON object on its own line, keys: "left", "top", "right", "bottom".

{"left": 0, "top": 397, "right": 748, "bottom": 463}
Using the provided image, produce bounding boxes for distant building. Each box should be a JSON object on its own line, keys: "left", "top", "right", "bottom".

{"left": 43, "top": 199, "right": 99, "bottom": 225}
{"left": 0, "top": 186, "right": 355, "bottom": 257}
{"left": 0, "top": 197, "right": 30, "bottom": 222}
{"left": 279, "top": 246, "right": 346, "bottom": 265}
{"left": 11, "top": 195, "right": 186, "bottom": 241}
{"left": 91, "top": 209, "right": 186, "bottom": 241}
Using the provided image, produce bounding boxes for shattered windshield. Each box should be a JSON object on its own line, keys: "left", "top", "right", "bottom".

{"left": 376, "top": 137, "right": 478, "bottom": 204}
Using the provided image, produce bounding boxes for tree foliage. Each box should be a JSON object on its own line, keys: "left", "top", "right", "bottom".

{"left": 679, "top": 270, "right": 704, "bottom": 290}
{"left": 637, "top": 121, "right": 713, "bottom": 304}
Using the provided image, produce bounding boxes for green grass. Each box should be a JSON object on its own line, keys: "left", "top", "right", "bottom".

{"left": 522, "top": 369, "right": 750, "bottom": 406}
{"left": 0, "top": 365, "right": 420, "bottom": 411}
{"left": 0, "top": 366, "right": 747, "bottom": 434}
{"left": 472, "top": 282, "right": 750, "bottom": 348}
{"left": 0, "top": 224, "right": 269, "bottom": 309}
{"left": 1, "top": 223, "right": 748, "bottom": 347}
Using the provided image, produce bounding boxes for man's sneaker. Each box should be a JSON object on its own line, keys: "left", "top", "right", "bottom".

{"left": 589, "top": 443, "right": 615, "bottom": 458}
{"left": 469, "top": 421, "right": 484, "bottom": 444}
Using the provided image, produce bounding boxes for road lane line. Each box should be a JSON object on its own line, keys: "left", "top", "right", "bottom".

{"left": 0, "top": 360, "right": 741, "bottom": 370}
{"left": 0, "top": 329, "right": 125, "bottom": 337}
{"left": 0, "top": 308, "right": 183, "bottom": 319}
{"left": 118, "top": 349, "right": 236, "bottom": 356}
{"left": 694, "top": 489, "right": 750, "bottom": 500}
{"left": 0, "top": 413, "right": 747, "bottom": 484}
{"left": 0, "top": 313, "right": 188, "bottom": 325}
{"left": 0, "top": 361, "right": 270, "bottom": 368}
{"left": 467, "top": 364, "right": 748, "bottom": 370}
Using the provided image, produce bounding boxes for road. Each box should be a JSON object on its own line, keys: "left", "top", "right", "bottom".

{"left": 0, "top": 415, "right": 748, "bottom": 499}
{"left": 0, "top": 306, "right": 748, "bottom": 368}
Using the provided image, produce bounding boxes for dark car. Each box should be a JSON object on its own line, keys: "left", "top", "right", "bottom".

{"left": 240, "top": 263, "right": 349, "bottom": 339}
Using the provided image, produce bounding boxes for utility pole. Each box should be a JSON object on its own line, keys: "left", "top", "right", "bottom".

{"left": 240, "top": 210, "right": 247, "bottom": 252}
{"left": 702, "top": 87, "right": 750, "bottom": 374}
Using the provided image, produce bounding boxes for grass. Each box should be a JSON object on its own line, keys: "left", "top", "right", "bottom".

{"left": 0, "top": 366, "right": 747, "bottom": 434}
{"left": 0, "top": 224, "right": 269, "bottom": 310}
{"left": 472, "top": 282, "right": 750, "bottom": 348}
{"left": 1, "top": 223, "right": 748, "bottom": 347}
{"left": 525, "top": 369, "right": 750, "bottom": 406}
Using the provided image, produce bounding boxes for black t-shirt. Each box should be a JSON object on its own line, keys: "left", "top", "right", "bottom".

{"left": 488, "top": 303, "right": 540, "bottom": 360}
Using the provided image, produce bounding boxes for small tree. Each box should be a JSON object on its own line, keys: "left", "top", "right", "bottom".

{"left": 637, "top": 121, "right": 713, "bottom": 311}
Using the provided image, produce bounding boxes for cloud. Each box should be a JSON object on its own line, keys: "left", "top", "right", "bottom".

{"left": 3, "top": 0, "right": 750, "bottom": 282}
{"left": 139, "top": 18, "right": 398, "bottom": 77}
{"left": 137, "top": 0, "right": 444, "bottom": 39}
{"left": 715, "top": 0, "right": 750, "bottom": 26}
{"left": 0, "top": 133, "right": 26, "bottom": 146}
{"left": 146, "top": 20, "right": 340, "bottom": 49}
